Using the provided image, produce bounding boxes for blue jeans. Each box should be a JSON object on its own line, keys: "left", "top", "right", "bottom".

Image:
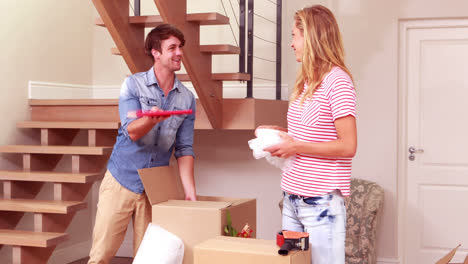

{"left": 282, "top": 191, "right": 346, "bottom": 264}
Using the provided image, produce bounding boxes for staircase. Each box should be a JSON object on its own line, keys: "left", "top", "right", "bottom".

{"left": 93, "top": 0, "right": 288, "bottom": 129}
{"left": 0, "top": 100, "right": 118, "bottom": 263}
{"left": 0, "top": 0, "right": 287, "bottom": 263}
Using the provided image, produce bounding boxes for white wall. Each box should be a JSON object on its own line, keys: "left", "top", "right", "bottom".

{"left": 0, "top": 0, "right": 95, "bottom": 262}
{"left": 0, "top": 0, "right": 93, "bottom": 154}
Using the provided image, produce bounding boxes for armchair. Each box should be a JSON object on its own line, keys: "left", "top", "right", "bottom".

{"left": 344, "top": 178, "right": 384, "bottom": 264}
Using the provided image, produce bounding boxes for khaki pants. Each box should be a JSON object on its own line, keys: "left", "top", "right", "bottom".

{"left": 88, "top": 171, "right": 151, "bottom": 264}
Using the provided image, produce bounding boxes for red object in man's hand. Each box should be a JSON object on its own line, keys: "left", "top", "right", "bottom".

{"left": 136, "top": 109, "right": 193, "bottom": 118}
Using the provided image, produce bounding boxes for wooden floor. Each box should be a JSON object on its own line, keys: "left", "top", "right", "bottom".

{"left": 68, "top": 257, "right": 132, "bottom": 264}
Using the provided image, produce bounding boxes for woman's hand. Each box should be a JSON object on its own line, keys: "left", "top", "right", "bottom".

{"left": 255, "top": 125, "right": 287, "bottom": 137}
{"left": 264, "top": 132, "right": 298, "bottom": 158}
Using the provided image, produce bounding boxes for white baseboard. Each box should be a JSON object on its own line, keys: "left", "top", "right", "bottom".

{"left": 92, "top": 84, "right": 120, "bottom": 99}
{"left": 48, "top": 240, "right": 92, "bottom": 264}
{"left": 29, "top": 81, "right": 289, "bottom": 100}
{"left": 28, "top": 81, "right": 94, "bottom": 99}
{"left": 377, "top": 257, "right": 400, "bottom": 264}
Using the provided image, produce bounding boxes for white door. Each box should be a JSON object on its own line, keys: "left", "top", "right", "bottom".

{"left": 400, "top": 19, "right": 468, "bottom": 264}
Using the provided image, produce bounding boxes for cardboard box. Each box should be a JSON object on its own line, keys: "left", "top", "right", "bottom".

{"left": 194, "top": 236, "right": 311, "bottom": 264}
{"left": 139, "top": 166, "right": 256, "bottom": 264}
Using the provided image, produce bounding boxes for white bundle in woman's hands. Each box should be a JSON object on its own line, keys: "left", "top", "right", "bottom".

{"left": 248, "top": 128, "right": 295, "bottom": 171}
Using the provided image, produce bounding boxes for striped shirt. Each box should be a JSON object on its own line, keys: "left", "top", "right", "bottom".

{"left": 282, "top": 67, "right": 356, "bottom": 197}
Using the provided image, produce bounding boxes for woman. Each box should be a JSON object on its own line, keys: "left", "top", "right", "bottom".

{"left": 258, "top": 5, "right": 356, "bottom": 264}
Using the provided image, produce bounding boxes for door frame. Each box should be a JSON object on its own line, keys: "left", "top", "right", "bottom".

{"left": 397, "top": 17, "right": 468, "bottom": 264}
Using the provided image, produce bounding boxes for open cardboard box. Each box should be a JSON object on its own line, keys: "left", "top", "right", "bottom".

{"left": 139, "top": 166, "right": 256, "bottom": 264}
{"left": 194, "top": 236, "right": 311, "bottom": 264}
{"left": 436, "top": 244, "right": 468, "bottom": 264}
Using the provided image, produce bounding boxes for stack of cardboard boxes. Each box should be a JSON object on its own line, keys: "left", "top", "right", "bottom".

{"left": 139, "top": 166, "right": 310, "bottom": 264}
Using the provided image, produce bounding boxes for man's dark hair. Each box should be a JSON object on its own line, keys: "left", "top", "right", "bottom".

{"left": 145, "top": 24, "right": 185, "bottom": 60}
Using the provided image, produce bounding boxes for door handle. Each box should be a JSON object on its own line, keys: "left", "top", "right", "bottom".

{"left": 408, "top": 146, "right": 424, "bottom": 161}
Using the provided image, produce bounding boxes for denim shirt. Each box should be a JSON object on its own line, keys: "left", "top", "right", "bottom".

{"left": 107, "top": 67, "right": 196, "bottom": 194}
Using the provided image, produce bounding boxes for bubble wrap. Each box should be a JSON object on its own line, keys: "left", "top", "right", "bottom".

{"left": 248, "top": 128, "right": 295, "bottom": 172}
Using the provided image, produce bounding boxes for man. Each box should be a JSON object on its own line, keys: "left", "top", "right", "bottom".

{"left": 88, "top": 24, "right": 197, "bottom": 264}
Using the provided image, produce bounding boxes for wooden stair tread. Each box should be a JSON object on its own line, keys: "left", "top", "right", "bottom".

{"left": 0, "top": 229, "right": 68, "bottom": 247}
{"left": 0, "top": 170, "right": 103, "bottom": 183}
{"left": 0, "top": 199, "right": 86, "bottom": 214}
{"left": 110, "top": 47, "right": 120, "bottom": 55}
{"left": 0, "top": 145, "right": 113, "bottom": 155}
{"left": 187, "top": 13, "right": 229, "bottom": 25}
{"left": 17, "top": 121, "right": 120, "bottom": 129}
{"left": 211, "top": 73, "right": 251, "bottom": 81}
{"left": 111, "top": 44, "right": 240, "bottom": 56}
{"left": 95, "top": 13, "right": 229, "bottom": 27}
{"left": 200, "top": 44, "right": 240, "bottom": 54}
{"left": 177, "top": 72, "right": 251, "bottom": 82}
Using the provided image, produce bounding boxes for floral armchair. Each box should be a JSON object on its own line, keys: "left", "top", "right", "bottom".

{"left": 344, "top": 178, "right": 384, "bottom": 264}
{"left": 278, "top": 178, "right": 384, "bottom": 264}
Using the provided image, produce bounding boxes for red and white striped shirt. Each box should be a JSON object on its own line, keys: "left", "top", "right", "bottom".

{"left": 282, "top": 67, "right": 356, "bottom": 197}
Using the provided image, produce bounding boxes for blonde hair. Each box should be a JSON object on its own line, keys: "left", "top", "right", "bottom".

{"left": 291, "top": 5, "right": 353, "bottom": 104}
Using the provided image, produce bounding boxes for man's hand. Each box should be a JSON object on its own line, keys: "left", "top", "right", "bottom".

{"left": 264, "top": 132, "right": 297, "bottom": 158}
{"left": 146, "top": 106, "right": 170, "bottom": 124}
{"left": 185, "top": 193, "right": 197, "bottom": 201}
{"left": 177, "top": 156, "right": 197, "bottom": 201}
{"left": 127, "top": 106, "right": 170, "bottom": 124}
{"left": 126, "top": 106, "right": 170, "bottom": 141}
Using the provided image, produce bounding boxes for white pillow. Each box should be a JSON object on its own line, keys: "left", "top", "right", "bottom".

{"left": 133, "top": 223, "right": 184, "bottom": 264}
